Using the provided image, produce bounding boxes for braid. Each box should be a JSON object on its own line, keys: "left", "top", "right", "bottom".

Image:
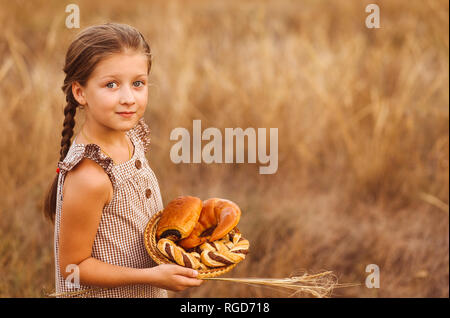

{"left": 60, "top": 92, "right": 78, "bottom": 162}
{"left": 43, "top": 90, "right": 78, "bottom": 224}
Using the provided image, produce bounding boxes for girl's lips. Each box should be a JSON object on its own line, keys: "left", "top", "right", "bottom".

{"left": 117, "top": 112, "right": 135, "bottom": 118}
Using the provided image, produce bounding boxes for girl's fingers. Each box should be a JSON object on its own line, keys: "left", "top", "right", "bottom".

{"left": 175, "top": 274, "right": 203, "bottom": 287}
{"left": 173, "top": 265, "right": 199, "bottom": 278}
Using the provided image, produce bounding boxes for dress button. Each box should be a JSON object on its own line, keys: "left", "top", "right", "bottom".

{"left": 135, "top": 159, "right": 142, "bottom": 169}
{"left": 145, "top": 188, "right": 152, "bottom": 198}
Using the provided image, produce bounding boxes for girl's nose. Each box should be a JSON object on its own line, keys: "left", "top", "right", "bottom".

{"left": 119, "top": 85, "right": 136, "bottom": 105}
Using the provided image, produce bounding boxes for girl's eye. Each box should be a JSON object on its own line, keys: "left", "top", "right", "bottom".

{"left": 133, "top": 81, "right": 145, "bottom": 87}
{"left": 106, "top": 82, "right": 117, "bottom": 89}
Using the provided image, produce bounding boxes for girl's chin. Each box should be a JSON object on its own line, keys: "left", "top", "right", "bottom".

{"left": 119, "top": 121, "right": 138, "bottom": 130}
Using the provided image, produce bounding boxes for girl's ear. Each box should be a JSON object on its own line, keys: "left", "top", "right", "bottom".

{"left": 72, "top": 82, "right": 86, "bottom": 106}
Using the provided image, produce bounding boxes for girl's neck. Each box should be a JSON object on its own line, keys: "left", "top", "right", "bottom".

{"left": 80, "top": 121, "right": 128, "bottom": 148}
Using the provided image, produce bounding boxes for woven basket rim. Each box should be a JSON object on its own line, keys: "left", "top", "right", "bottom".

{"left": 144, "top": 210, "right": 239, "bottom": 278}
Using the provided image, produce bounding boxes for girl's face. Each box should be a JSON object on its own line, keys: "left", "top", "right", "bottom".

{"left": 75, "top": 49, "right": 149, "bottom": 132}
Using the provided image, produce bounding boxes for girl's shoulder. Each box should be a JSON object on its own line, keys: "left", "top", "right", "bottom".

{"left": 62, "top": 156, "right": 113, "bottom": 205}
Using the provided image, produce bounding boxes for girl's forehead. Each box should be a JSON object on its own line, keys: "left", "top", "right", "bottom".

{"left": 91, "top": 51, "right": 149, "bottom": 78}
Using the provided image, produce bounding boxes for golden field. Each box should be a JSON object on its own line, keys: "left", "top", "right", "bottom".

{"left": 0, "top": 0, "right": 448, "bottom": 297}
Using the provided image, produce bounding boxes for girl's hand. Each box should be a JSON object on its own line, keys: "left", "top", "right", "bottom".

{"left": 146, "top": 264, "right": 204, "bottom": 292}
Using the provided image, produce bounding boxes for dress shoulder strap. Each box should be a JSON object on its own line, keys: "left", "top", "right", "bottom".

{"left": 57, "top": 142, "right": 116, "bottom": 185}
{"left": 128, "top": 117, "right": 151, "bottom": 154}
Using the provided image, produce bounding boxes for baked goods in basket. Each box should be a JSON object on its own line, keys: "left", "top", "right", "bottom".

{"left": 156, "top": 196, "right": 202, "bottom": 241}
{"left": 178, "top": 198, "right": 241, "bottom": 249}
{"left": 198, "top": 230, "right": 249, "bottom": 267}
{"left": 157, "top": 238, "right": 207, "bottom": 270}
{"left": 150, "top": 196, "right": 249, "bottom": 272}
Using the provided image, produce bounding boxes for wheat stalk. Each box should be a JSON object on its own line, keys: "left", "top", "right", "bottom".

{"left": 202, "top": 271, "right": 359, "bottom": 298}
{"left": 45, "top": 287, "right": 110, "bottom": 298}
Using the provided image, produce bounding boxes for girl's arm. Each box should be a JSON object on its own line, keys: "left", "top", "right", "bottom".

{"left": 75, "top": 257, "right": 202, "bottom": 291}
{"left": 58, "top": 158, "right": 202, "bottom": 292}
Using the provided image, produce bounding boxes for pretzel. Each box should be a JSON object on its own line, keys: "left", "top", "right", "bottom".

{"left": 157, "top": 238, "right": 207, "bottom": 270}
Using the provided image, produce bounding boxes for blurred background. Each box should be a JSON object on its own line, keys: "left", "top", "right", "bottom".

{"left": 0, "top": 0, "right": 448, "bottom": 297}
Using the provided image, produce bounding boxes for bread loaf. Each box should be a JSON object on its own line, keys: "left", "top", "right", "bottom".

{"left": 156, "top": 196, "right": 202, "bottom": 240}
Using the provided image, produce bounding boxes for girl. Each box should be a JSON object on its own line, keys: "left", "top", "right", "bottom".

{"left": 43, "top": 23, "right": 203, "bottom": 297}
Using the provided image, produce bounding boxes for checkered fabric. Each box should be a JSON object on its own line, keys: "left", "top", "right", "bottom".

{"left": 54, "top": 117, "right": 168, "bottom": 298}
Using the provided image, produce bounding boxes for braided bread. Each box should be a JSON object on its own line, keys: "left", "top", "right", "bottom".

{"left": 157, "top": 230, "right": 250, "bottom": 269}
{"left": 199, "top": 232, "right": 250, "bottom": 268}
{"left": 157, "top": 238, "right": 207, "bottom": 270}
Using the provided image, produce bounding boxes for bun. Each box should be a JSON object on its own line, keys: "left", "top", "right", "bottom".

{"left": 156, "top": 196, "right": 202, "bottom": 240}
{"left": 178, "top": 198, "right": 241, "bottom": 249}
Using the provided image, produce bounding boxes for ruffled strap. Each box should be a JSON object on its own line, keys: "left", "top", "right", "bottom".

{"left": 57, "top": 143, "right": 116, "bottom": 186}
{"left": 129, "top": 117, "right": 151, "bottom": 154}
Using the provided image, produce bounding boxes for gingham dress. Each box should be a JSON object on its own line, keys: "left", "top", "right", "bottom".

{"left": 54, "top": 117, "right": 168, "bottom": 298}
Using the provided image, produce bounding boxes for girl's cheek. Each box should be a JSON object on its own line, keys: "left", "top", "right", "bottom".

{"left": 99, "top": 90, "right": 120, "bottom": 105}
{"left": 138, "top": 88, "right": 149, "bottom": 103}
{"left": 138, "top": 93, "right": 148, "bottom": 106}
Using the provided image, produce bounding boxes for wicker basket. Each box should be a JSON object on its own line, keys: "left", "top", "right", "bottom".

{"left": 144, "top": 210, "right": 239, "bottom": 278}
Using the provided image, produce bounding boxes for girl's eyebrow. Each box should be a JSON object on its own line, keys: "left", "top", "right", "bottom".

{"left": 99, "top": 73, "right": 148, "bottom": 80}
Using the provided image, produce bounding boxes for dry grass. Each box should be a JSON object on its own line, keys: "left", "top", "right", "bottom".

{"left": 201, "top": 271, "right": 358, "bottom": 298}
{"left": 0, "top": 0, "right": 448, "bottom": 297}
